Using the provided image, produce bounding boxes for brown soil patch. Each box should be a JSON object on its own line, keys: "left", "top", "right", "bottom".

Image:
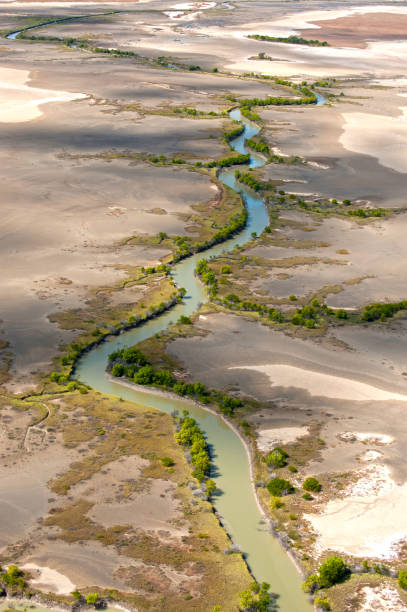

{"left": 310, "top": 13, "right": 407, "bottom": 48}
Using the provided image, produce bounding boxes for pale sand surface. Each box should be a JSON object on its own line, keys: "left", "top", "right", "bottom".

{"left": 256, "top": 426, "right": 309, "bottom": 453}
{"left": 305, "top": 464, "right": 407, "bottom": 559}
{"left": 89, "top": 479, "right": 188, "bottom": 539}
{"left": 359, "top": 585, "right": 407, "bottom": 611}
{"left": 339, "top": 432, "right": 394, "bottom": 445}
{"left": 68, "top": 455, "right": 188, "bottom": 539}
{"left": 22, "top": 540, "right": 141, "bottom": 591}
{"left": 340, "top": 100, "right": 407, "bottom": 174}
{"left": 248, "top": 213, "right": 407, "bottom": 307}
{"left": 0, "top": 444, "right": 76, "bottom": 548}
{"left": 21, "top": 563, "right": 75, "bottom": 595}
{"left": 232, "top": 365, "right": 407, "bottom": 402}
{"left": 0, "top": 67, "right": 86, "bottom": 123}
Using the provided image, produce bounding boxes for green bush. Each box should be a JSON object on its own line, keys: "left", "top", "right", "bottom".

{"left": 319, "top": 556, "right": 347, "bottom": 587}
{"left": 303, "top": 477, "right": 321, "bottom": 492}
{"left": 266, "top": 447, "right": 289, "bottom": 468}
{"left": 86, "top": 593, "right": 99, "bottom": 605}
{"left": 267, "top": 477, "right": 294, "bottom": 496}
{"left": 302, "top": 573, "right": 319, "bottom": 593}
{"left": 315, "top": 596, "right": 331, "bottom": 610}
{"left": 398, "top": 570, "right": 407, "bottom": 589}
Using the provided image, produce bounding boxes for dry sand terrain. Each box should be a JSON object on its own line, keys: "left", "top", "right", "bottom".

{"left": 168, "top": 312, "right": 407, "bottom": 561}
{"left": 247, "top": 210, "right": 407, "bottom": 307}
{"left": 1, "top": 0, "right": 407, "bottom": 608}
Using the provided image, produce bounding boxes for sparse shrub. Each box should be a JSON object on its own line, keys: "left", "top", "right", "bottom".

{"left": 302, "top": 573, "right": 319, "bottom": 593}
{"left": 160, "top": 457, "right": 175, "bottom": 467}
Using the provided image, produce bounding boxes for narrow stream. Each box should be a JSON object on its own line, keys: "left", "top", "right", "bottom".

{"left": 76, "top": 109, "right": 313, "bottom": 610}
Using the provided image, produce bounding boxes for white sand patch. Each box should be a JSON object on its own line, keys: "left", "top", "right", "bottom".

{"left": 22, "top": 563, "right": 75, "bottom": 595}
{"left": 359, "top": 585, "right": 407, "bottom": 611}
{"left": 360, "top": 450, "right": 384, "bottom": 462}
{"left": 232, "top": 365, "right": 407, "bottom": 402}
{"left": 305, "top": 464, "right": 407, "bottom": 558}
{"left": 256, "top": 426, "right": 309, "bottom": 452}
{"left": 340, "top": 98, "right": 407, "bottom": 174}
{"left": 339, "top": 432, "right": 394, "bottom": 445}
{"left": 0, "top": 66, "right": 86, "bottom": 123}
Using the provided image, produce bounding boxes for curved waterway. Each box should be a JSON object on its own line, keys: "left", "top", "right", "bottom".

{"left": 75, "top": 108, "right": 313, "bottom": 610}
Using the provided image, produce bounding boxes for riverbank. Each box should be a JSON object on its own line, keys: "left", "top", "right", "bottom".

{"left": 106, "top": 372, "right": 307, "bottom": 579}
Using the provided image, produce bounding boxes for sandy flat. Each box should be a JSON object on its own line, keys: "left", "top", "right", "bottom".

{"left": 359, "top": 585, "right": 407, "bottom": 611}
{"left": 256, "top": 426, "right": 309, "bottom": 452}
{"left": 0, "top": 67, "right": 86, "bottom": 123}
{"left": 232, "top": 365, "right": 407, "bottom": 402}
{"left": 340, "top": 99, "right": 407, "bottom": 174}
{"left": 21, "top": 563, "right": 75, "bottom": 595}
{"left": 305, "top": 464, "right": 407, "bottom": 559}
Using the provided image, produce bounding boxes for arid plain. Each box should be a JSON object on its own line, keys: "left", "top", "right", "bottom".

{"left": 1, "top": 0, "right": 407, "bottom": 610}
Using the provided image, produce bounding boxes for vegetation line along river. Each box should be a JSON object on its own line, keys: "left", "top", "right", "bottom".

{"left": 76, "top": 108, "right": 313, "bottom": 611}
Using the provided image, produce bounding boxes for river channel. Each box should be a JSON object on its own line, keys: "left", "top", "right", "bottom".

{"left": 76, "top": 107, "right": 313, "bottom": 610}
{"left": 4, "top": 22, "right": 315, "bottom": 605}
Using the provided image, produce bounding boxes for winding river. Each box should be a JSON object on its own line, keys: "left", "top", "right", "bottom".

{"left": 75, "top": 108, "right": 313, "bottom": 610}
{"left": 5, "top": 19, "right": 317, "bottom": 606}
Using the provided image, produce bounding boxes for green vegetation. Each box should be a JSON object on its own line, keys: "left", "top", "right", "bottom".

{"left": 178, "top": 315, "right": 192, "bottom": 325}
{"left": 235, "top": 170, "right": 263, "bottom": 192}
{"left": 315, "top": 596, "right": 331, "bottom": 610}
{"left": 399, "top": 570, "right": 407, "bottom": 590}
{"left": 109, "top": 347, "right": 243, "bottom": 416}
{"left": 224, "top": 124, "right": 245, "bottom": 142}
{"left": 361, "top": 300, "right": 407, "bottom": 322}
{"left": 238, "top": 581, "right": 272, "bottom": 611}
{"left": 303, "top": 556, "right": 348, "bottom": 594}
{"left": 267, "top": 477, "right": 294, "bottom": 496}
{"left": 160, "top": 456, "right": 175, "bottom": 467}
{"left": 319, "top": 556, "right": 348, "bottom": 587}
{"left": 348, "top": 207, "right": 385, "bottom": 218}
{"left": 303, "top": 477, "right": 322, "bottom": 492}
{"left": 265, "top": 447, "right": 288, "bottom": 468}
{"left": 175, "top": 413, "right": 213, "bottom": 484}
{"left": 205, "top": 153, "right": 250, "bottom": 168}
{"left": 246, "top": 137, "right": 270, "bottom": 157}
{"left": 248, "top": 34, "right": 329, "bottom": 46}
{"left": 0, "top": 565, "right": 26, "bottom": 591}
{"left": 86, "top": 593, "right": 99, "bottom": 606}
